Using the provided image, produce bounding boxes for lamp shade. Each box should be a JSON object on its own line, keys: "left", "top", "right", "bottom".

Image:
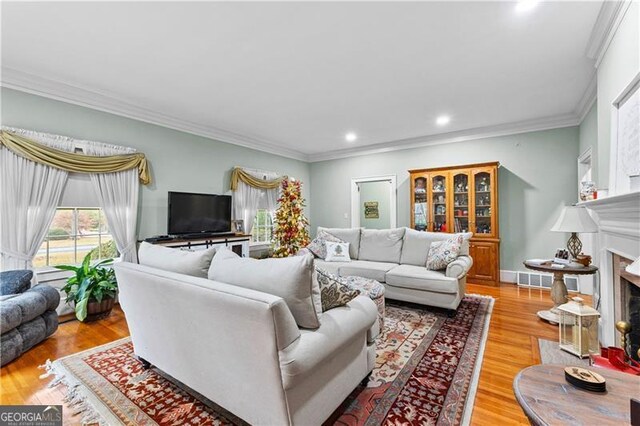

{"left": 627, "top": 257, "right": 640, "bottom": 277}
{"left": 551, "top": 206, "right": 598, "bottom": 233}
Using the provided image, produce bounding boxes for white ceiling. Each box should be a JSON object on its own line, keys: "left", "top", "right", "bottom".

{"left": 1, "top": 1, "right": 602, "bottom": 161}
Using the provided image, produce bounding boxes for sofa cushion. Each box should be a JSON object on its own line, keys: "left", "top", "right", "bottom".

{"left": 426, "top": 235, "right": 463, "bottom": 270}
{"left": 317, "top": 227, "right": 362, "bottom": 259}
{"left": 325, "top": 242, "right": 351, "bottom": 262}
{"left": 400, "top": 228, "right": 433, "bottom": 266}
{"left": 27, "top": 285, "right": 60, "bottom": 312}
{"left": 315, "top": 268, "right": 360, "bottom": 312}
{"left": 386, "top": 265, "right": 459, "bottom": 294}
{"left": 306, "top": 230, "right": 344, "bottom": 259}
{"left": 1, "top": 302, "right": 22, "bottom": 334}
{"left": 208, "top": 253, "right": 322, "bottom": 329}
{"left": 138, "top": 242, "right": 216, "bottom": 278}
{"left": 207, "top": 246, "right": 240, "bottom": 277}
{"left": 3, "top": 291, "right": 48, "bottom": 324}
{"left": 313, "top": 259, "right": 345, "bottom": 275}
{"left": 0, "top": 329, "right": 23, "bottom": 367}
{"left": 0, "top": 270, "right": 33, "bottom": 296}
{"left": 339, "top": 260, "right": 398, "bottom": 283}
{"left": 400, "top": 230, "right": 472, "bottom": 266}
{"left": 358, "top": 228, "right": 406, "bottom": 263}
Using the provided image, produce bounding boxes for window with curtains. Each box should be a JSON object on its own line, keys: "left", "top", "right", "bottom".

{"left": 251, "top": 209, "right": 274, "bottom": 244}
{"left": 34, "top": 207, "right": 117, "bottom": 267}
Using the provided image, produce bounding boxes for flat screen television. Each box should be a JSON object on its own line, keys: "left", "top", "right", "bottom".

{"left": 168, "top": 191, "right": 232, "bottom": 236}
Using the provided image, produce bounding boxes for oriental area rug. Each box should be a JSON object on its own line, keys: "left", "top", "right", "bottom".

{"left": 42, "top": 295, "right": 493, "bottom": 425}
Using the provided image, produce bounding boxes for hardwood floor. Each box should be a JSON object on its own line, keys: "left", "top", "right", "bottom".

{"left": 0, "top": 283, "right": 589, "bottom": 425}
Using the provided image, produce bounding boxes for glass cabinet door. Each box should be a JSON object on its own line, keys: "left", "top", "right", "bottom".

{"left": 452, "top": 172, "right": 470, "bottom": 233}
{"left": 412, "top": 175, "right": 428, "bottom": 231}
{"left": 430, "top": 174, "right": 447, "bottom": 232}
{"left": 473, "top": 170, "right": 493, "bottom": 235}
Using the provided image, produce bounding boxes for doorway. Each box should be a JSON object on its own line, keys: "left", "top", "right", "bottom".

{"left": 351, "top": 175, "right": 397, "bottom": 229}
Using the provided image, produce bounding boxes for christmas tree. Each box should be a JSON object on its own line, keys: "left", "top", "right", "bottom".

{"left": 272, "top": 178, "right": 310, "bottom": 257}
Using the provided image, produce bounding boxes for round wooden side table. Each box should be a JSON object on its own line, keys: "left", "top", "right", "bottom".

{"left": 523, "top": 260, "right": 598, "bottom": 324}
{"left": 514, "top": 364, "right": 638, "bottom": 425}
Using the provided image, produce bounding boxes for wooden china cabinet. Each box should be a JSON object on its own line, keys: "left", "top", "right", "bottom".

{"left": 409, "top": 161, "right": 500, "bottom": 286}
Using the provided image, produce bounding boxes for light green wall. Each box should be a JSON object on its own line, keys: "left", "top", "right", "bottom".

{"left": 0, "top": 88, "right": 311, "bottom": 239}
{"left": 2, "top": 87, "right": 584, "bottom": 272}
{"left": 310, "top": 127, "right": 580, "bottom": 271}
{"left": 579, "top": 103, "right": 597, "bottom": 158}
{"left": 596, "top": 2, "right": 639, "bottom": 189}
{"left": 359, "top": 180, "right": 391, "bottom": 229}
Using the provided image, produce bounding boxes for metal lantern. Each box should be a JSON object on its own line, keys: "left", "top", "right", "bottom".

{"left": 558, "top": 297, "right": 600, "bottom": 358}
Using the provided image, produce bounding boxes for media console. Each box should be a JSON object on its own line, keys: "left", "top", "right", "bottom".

{"left": 143, "top": 234, "right": 251, "bottom": 258}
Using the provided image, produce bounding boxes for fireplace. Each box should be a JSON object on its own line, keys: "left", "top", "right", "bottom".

{"left": 613, "top": 254, "right": 640, "bottom": 361}
{"left": 581, "top": 191, "right": 640, "bottom": 347}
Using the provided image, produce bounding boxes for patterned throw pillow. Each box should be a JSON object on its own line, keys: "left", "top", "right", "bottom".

{"left": 315, "top": 268, "right": 360, "bottom": 312}
{"left": 306, "top": 230, "right": 345, "bottom": 259}
{"left": 426, "top": 235, "right": 463, "bottom": 270}
{"left": 325, "top": 242, "right": 351, "bottom": 262}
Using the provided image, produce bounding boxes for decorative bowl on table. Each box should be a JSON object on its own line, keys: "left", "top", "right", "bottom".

{"left": 575, "top": 254, "right": 592, "bottom": 267}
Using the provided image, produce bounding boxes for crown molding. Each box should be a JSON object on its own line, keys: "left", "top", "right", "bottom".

{"left": 586, "top": 0, "right": 632, "bottom": 69}
{"left": 307, "top": 113, "right": 580, "bottom": 162}
{"left": 2, "top": 66, "right": 586, "bottom": 165}
{"left": 0, "top": 67, "right": 310, "bottom": 162}
{"left": 575, "top": 72, "right": 597, "bottom": 124}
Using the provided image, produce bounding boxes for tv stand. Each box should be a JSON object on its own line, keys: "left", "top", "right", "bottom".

{"left": 144, "top": 234, "right": 251, "bottom": 258}
{"left": 177, "top": 232, "right": 236, "bottom": 240}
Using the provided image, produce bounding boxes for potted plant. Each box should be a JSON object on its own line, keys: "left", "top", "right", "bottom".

{"left": 56, "top": 252, "right": 118, "bottom": 322}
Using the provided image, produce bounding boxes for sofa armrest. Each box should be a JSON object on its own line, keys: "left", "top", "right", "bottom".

{"left": 446, "top": 255, "right": 473, "bottom": 279}
{"left": 278, "top": 296, "right": 377, "bottom": 390}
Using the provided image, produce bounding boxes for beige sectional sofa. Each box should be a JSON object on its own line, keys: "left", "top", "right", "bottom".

{"left": 314, "top": 227, "right": 473, "bottom": 311}
{"left": 115, "top": 252, "right": 378, "bottom": 426}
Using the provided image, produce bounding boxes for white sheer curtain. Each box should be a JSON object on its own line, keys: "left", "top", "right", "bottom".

{"left": 0, "top": 126, "right": 142, "bottom": 269}
{"left": 83, "top": 143, "right": 140, "bottom": 263}
{"left": 0, "top": 128, "right": 71, "bottom": 270}
{"left": 232, "top": 168, "right": 279, "bottom": 238}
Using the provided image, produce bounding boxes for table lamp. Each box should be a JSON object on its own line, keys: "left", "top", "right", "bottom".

{"left": 551, "top": 206, "right": 598, "bottom": 259}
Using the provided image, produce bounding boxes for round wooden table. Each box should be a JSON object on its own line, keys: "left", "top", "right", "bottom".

{"left": 514, "top": 364, "right": 638, "bottom": 425}
{"left": 523, "top": 261, "right": 598, "bottom": 324}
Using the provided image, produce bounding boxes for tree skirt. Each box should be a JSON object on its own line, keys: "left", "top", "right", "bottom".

{"left": 42, "top": 295, "right": 493, "bottom": 425}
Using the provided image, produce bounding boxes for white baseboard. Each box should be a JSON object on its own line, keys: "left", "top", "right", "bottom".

{"left": 500, "top": 270, "right": 517, "bottom": 283}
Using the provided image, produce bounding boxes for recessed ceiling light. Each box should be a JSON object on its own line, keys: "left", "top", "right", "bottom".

{"left": 515, "top": 0, "right": 538, "bottom": 13}
{"left": 436, "top": 116, "right": 450, "bottom": 126}
{"left": 345, "top": 132, "right": 357, "bottom": 142}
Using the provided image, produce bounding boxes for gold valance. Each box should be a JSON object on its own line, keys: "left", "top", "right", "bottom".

{"left": 230, "top": 167, "right": 284, "bottom": 191}
{"left": 0, "top": 130, "right": 151, "bottom": 185}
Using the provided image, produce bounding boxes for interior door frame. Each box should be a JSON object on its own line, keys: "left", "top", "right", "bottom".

{"left": 351, "top": 175, "right": 397, "bottom": 228}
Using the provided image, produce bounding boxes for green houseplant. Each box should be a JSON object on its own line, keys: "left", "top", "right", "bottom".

{"left": 56, "top": 252, "right": 118, "bottom": 322}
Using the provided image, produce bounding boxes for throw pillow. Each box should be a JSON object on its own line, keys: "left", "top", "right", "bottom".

{"left": 208, "top": 252, "right": 322, "bottom": 329}
{"left": 138, "top": 242, "right": 216, "bottom": 278}
{"left": 325, "top": 242, "right": 351, "bottom": 262}
{"left": 426, "top": 235, "right": 463, "bottom": 270}
{"left": 306, "top": 230, "right": 344, "bottom": 259}
{"left": 315, "top": 268, "right": 360, "bottom": 312}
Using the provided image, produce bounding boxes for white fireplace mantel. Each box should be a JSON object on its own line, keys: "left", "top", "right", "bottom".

{"left": 580, "top": 191, "right": 640, "bottom": 346}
